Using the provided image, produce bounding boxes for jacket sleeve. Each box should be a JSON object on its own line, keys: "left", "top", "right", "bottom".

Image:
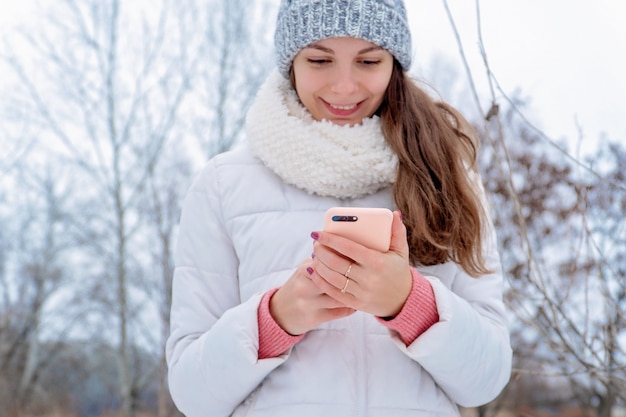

{"left": 390, "top": 182, "right": 512, "bottom": 407}
{"left": 165, "top": 160, "right": 290, "bottom": 417}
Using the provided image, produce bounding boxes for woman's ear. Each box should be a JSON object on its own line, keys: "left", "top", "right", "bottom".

{"left": 289, "top": 65, "right": 297, "bottom": 90}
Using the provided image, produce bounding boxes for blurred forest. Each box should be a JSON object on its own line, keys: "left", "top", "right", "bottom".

{"left": 0, "top": 1, "right": 624, "bottom": 417}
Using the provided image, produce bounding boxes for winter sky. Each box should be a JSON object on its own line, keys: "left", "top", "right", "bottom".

{"left": 407, "top": 0, "right": 626, "bottom": 151}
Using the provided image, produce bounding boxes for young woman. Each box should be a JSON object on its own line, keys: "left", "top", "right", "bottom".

{"left": 166, "top": 1, "right": 512, "bottom": 416}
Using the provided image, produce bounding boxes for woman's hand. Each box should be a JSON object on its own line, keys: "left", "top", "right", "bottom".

{"left": 269, "top": 259, "right": 356, "bottom": 336}
{"left": 310, "top": 210, "right": 412, "bottom": 318}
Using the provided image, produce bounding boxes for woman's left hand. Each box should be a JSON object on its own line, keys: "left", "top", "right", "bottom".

{"left": 310, "top": 210, "right": 413, "bottom": 318}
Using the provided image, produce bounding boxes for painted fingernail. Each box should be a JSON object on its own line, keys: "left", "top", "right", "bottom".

{"left": 306, "top": 267, "right": 314, "bottom": 275}
{"left": 311, "top": 253, "right": 315, "bottom": 259}
{"left": 310, "top": 232, "right": 319, "bottom": 241}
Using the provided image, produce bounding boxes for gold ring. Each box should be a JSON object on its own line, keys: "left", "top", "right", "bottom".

{"left": 344, "top": 262, "right": 353, "bottom": 278}
{"left": 341, "top": 278, "right": 350, "bottom": 293}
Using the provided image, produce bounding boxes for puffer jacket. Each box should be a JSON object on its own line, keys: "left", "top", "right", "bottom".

{"left": 166, "top": 148, "right": 512, "bottom": 417}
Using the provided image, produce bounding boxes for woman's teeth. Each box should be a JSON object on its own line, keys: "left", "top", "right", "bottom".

{"left": 330, "top": 103, "right": 356, "bottom": 110}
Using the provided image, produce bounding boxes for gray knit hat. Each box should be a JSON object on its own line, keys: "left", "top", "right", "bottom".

{"left": 274, "top": 0, "right": 412, "bottom": 77}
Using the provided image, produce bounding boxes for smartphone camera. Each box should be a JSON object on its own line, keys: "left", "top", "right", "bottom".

{"left": 332, "top": 215, "right": 358, "bottom": 222}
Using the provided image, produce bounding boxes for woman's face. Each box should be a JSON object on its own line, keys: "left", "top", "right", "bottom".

{"left": 291, "top": 37, "right": 394, "bottom": 126}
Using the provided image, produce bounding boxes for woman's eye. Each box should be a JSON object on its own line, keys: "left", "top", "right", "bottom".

{"left": 308, "top": 58, "right": 331, "bottom": 65}
{"left": 361, "top": 60, "right": 380, "bottom": 66}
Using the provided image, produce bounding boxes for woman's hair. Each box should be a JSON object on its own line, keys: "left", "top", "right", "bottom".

{"left": 380, "top": 60, "right": 491, "bottom": 277}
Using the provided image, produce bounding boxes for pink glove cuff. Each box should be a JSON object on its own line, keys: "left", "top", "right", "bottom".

{"left": 376, "top": 268, "right": 439, "bottom": 345}
{"left": 257, "top": 288, "right": 304, "bottom": 359}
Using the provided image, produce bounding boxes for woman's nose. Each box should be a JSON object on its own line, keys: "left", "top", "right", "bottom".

{"left": 329, "top": 66, "right": 359, "bottom": 95}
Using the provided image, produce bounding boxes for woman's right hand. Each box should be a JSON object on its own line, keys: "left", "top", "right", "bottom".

{"left": 269, "top": 259, "right": 356, "bottom": 335}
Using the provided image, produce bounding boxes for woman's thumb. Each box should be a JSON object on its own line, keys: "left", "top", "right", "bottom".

{"left": 389, "top": 210, "right": 409, "bottom": 255}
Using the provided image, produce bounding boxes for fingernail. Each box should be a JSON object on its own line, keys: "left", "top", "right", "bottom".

{"left": 306, "top": 267, "right": 314, "bottom": 275}
{"left": 310, "top": 232, "right": 319, "bottom": 241}
{"left": 311, "top": 253, "right": 315, "bottom": 259}
{"left": 399, "top": 211, "right": 403, "bottom": 220}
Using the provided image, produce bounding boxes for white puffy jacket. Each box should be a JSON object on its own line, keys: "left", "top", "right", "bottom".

{"left": 166, "top": 148, "right": 512, "bottom": 417}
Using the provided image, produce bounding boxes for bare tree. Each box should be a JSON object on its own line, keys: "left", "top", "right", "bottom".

{"left": 192, "top": 0, "right": 276, "bottom": 158}
{"left": 139, "top": 152, "right": 190, "bottom": 417}
{"left": 0, "top": 165, "right": 72, "bottom": 414}
{"left": 1, "top": 0, "right": 204, "bottom": 415}
{"left": 441, "top": 0, "right": 626, "bottom": 414}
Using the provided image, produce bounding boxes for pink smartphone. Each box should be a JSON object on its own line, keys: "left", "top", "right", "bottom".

{"left": 323, "top": 207, "right": 393, "bottom": 252}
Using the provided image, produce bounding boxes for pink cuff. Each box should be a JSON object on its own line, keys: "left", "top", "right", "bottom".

{"left": 377, "top": 268, "right": 439, "bottom": 346}
{"left": 257, "top": 287, "right": 305, "bottom": 359}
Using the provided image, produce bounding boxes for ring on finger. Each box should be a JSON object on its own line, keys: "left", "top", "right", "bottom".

{"left": 340, "top": 278, "right": 351, "bottom": 293}
{"left": 344, "top": 262, "right": 353, "bottom": 278}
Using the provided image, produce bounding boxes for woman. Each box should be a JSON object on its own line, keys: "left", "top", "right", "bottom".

{"left": 166, "top": 0, "right": 512, "bottom": 416}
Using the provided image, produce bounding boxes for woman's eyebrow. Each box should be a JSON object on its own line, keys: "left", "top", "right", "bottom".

{"left": 358, "top": 46, "right": 384, "bottom": 54}
{"left": 306, "top": 44, "right": 334, "bottom": 53}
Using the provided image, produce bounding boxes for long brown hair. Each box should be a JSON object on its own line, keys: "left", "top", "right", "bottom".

{"left": 380, "top": 60, "right": 490, "bottom": 277}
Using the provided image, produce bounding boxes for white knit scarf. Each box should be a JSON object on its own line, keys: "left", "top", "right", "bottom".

{"left": 245, "top": 70, "right": 398, "bottom": 200}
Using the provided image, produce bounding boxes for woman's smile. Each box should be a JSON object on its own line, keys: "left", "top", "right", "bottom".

{"left": 324, "top": 99, "right": 364, "bottom": 117}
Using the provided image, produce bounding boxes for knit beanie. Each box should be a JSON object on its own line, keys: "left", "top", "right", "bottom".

{"left": 274, "top": 0, "right": 412, "bottom": 78}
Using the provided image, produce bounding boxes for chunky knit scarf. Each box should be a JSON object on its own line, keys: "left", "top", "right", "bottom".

{"left": 246, "top": 70, "right": 398, "bottom": 200}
